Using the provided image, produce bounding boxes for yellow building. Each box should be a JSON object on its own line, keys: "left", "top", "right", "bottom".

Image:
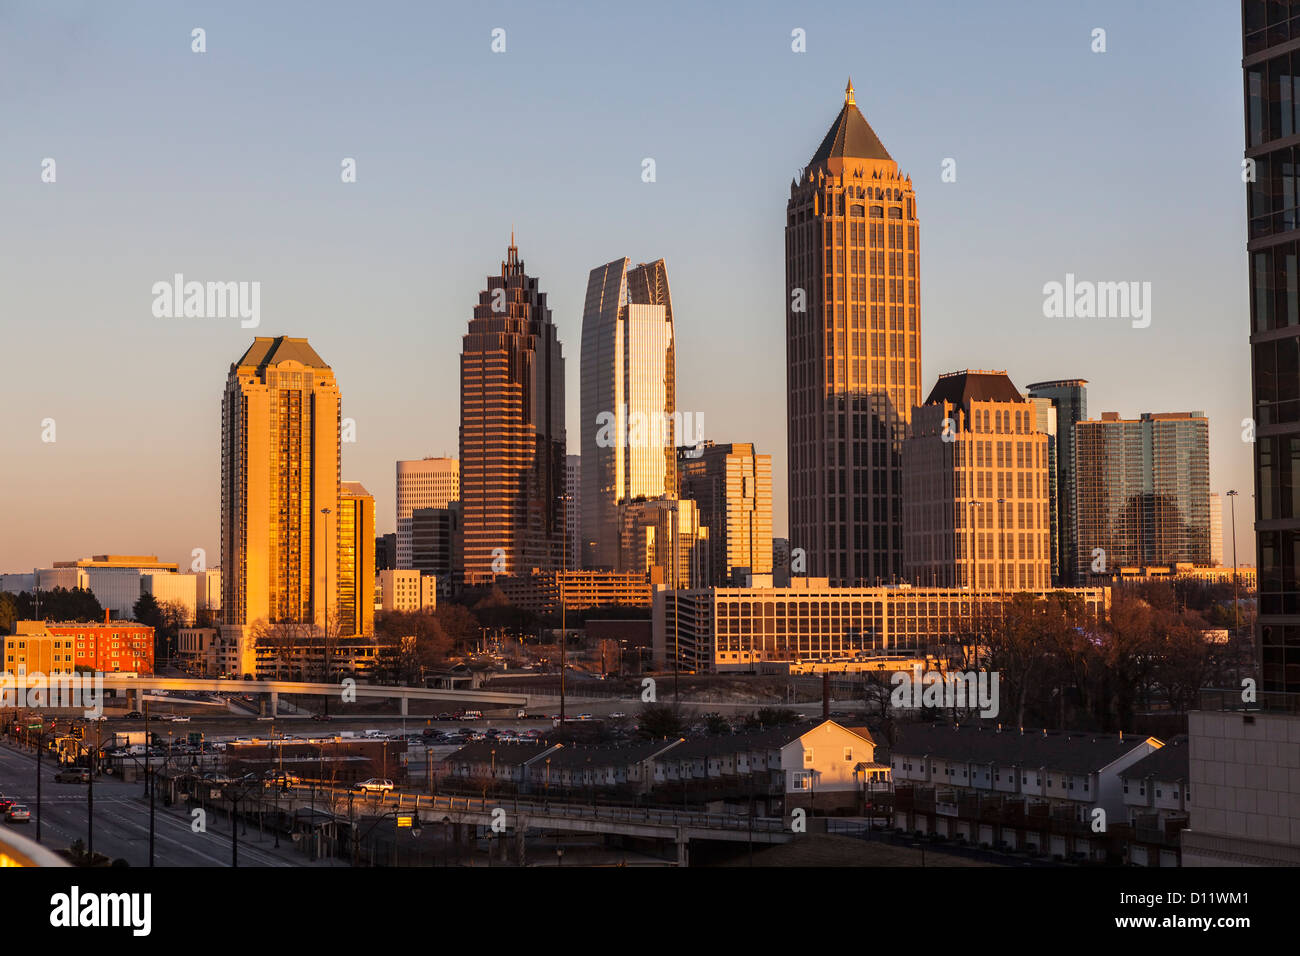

{"left": 221, "top": 337, "right": 341, "bottom": 633}
{"left": 338, "top": 482, "right": 376, "bottom": 636}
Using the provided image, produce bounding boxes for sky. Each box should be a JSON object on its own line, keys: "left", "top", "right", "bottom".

{"left": 0, "top": 0, "right": 1255, "bottom": 572}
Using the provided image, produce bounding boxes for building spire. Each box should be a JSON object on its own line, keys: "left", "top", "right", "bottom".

{"left": 845, "top": 77, "right": 855, "bottom": 107}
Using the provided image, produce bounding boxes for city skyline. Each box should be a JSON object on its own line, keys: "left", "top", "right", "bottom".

{"left": 0, "top": 2, "right": 1253, "bottom": 573}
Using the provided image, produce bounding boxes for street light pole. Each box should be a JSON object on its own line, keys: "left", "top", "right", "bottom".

{"left": 1226, "top": 490, "right": 1240, "bottom": 638}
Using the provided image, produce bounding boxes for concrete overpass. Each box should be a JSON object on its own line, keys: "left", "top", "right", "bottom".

{"left": 203, "top": 786, "right": 793, "bottom": 866}
{"left": 4, "top": 675, "right": 528, "bottom": 716}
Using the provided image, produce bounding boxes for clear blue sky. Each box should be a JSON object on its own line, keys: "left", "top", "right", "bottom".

{"left": 0, "top": 0, "right": 1254, "bottom": 571}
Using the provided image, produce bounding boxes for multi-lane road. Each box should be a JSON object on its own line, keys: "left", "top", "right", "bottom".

{"left": 0, "top": 742, "right": 332, "bottom": 867}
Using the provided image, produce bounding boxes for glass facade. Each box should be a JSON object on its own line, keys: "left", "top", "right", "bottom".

{"left": 1246, "top": 0, "right": 1300, "bottom": 693}
{"left": 1026, "top": 380, "right": 1087, "bottom": 585}
{"left": 579, "top": 258, "right": 676, "bottom": 569}
{"left": 1074, "top": 413, "right": 1210, "bottom": 580}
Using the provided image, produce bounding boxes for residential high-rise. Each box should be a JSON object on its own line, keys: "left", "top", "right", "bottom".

{"left": 460, "top": 237, "right": 566, "bottom": 583}
{"left": 565, "top": 454, "right": 581, "bottom": 571}
{"left": 1026, "top": 395, "right": 1060, "bottom": 580}
{"left": 1209, "top": 492, "right": 1225, "bottom": 566}
{"left": 902, "top": 370, "right": 1052, "bottom": 590}
{"left": 1074, "top": 412, "right": 1211, "bottom": 580}
{"left": 338, "top": 481, "right": 375, "bottom": 637}
{"left": 580, "top": 257, "right": 677, "bottom": 569}
{"left": 677, "top": 441, "right": 773, "bottom": 585}
{"left": 786, "top": 80, "right": 920, "bottom": 585}
{"left": 395, "top": 457, "right": 459, "bottom": 569}
{"left": 1026, "top": 380, "right": 1088, "bottom": 585}
{"left": 375, "top": 534, "right": 397, "bottom": 572}
{"left": 220, "top": 336, "right": 340, "bottom": 634}
{"left": 1245, "top": 4, "right": 1300, "bottom": 694}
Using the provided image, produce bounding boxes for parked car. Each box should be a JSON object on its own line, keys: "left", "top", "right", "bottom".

{"left": 55, "top": 768, "right": 90, "bottom": 784}
{"left": 354, "top": 778, "right": 394, "bottom": 793}
{"left": 124, "top": 711, "right": 143, "bottom": 720}
{"left": 609, "top": 712, "right": 627, "bottom": 719}
{"left": 310, "top": 713, "right": 332, "bottom": 722}
{"left": 170, "top": 716, "right": 190, "bottom": 723}
{"left": 0, "top": 797, "right": 14, "bottom": 813}
{"left": 6, "top": 805, "right": 31, "bottom": 823}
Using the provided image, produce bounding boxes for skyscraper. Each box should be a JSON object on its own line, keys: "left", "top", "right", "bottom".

{"left": 565, "top": 454, "right": 581, "bottom": 571}
{"left": 220, "top": 336, "right": 340, "bottom": 634}
{"left": 678, "top": 441, "right": 773, "bottom": 585}
{"left": 1074, "top": 411, "right": 1211, "bottom": 579}
{"left": 338, "top": 481, "right": 375, "bottom": 637}
{"left": 580, "top": 257, "right": 677, "bottom": 569}
{"left": 786, "top": 80, "right": 920, "bottom": 585}
{"left": 460, "top": 237, "right": 566, "bottom": 583}
{"left": 395, "top": 457, "right": 459, "bottom": 569}
{"left": 902, "top": 370, "right": 1052, "bottom": 590}
{"left": 1026, "top": 395, "right": 1060, "bottom": 580}
{"left": 1209, "top": 492, "right": 1224, "bottom": 566}
{"left": 1245, "top": 3, "right": 1300, "bottom": 694}
{"left": 1026, "top": 379, "right": 1088, "bottom": 584}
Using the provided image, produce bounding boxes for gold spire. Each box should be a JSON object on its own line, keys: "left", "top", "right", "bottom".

{"left": 845, "top": 77, "right": 855, "bottom": 107}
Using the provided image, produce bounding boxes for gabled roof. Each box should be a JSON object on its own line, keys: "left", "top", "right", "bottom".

{"left": 233, "top": 336, "right": 330, "bottom": 370}
{"left": 445, "top": 740, "right": 556, "bottom": 768}
{"left": 541, "top": 739, "right": 682, "bottom": 771}
{"left": 889, "top": 723, "right": 1161, "bottom": 776}
{"left": 1118, "top": 735, "right": 1189, "bottom": 782}
{"left": 809, "top": 79, "right": 892, "bottom": 167}
{"left": 665, "top": 720, "right": 872, "bottom": 761}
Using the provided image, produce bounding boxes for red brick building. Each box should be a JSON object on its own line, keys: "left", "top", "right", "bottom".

{"left": 8, "top": 616, "right": 154, "bottom": 674}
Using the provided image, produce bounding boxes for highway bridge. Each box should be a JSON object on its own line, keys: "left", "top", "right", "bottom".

{"left": 2, "top": 674, "right": 528, "bottom": 716}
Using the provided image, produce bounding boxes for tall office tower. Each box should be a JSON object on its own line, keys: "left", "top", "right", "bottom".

{"left": 580, "top": 257, "right": 676, "bottom": 569}
{"left": 220, "top": 336, "right": 340, "bottom": 633}
{"left": 1074, "top": 412, "right": 1211, "bottom": 579}
{"left": 460, "top": 236, "right": 567, "bottom": 583}
{"left": 618, "top": 497, "right": 709, "bottom": 588}
{"left": 565, "top": 454, "right": 581, "bottom": 571}
{"left": 337, "top": 482, "right": 375, "bottom": 637}
{"left": 411, "top": 503, "right": 461, "bottom": 581}
{"left": 395, "top": 457, "right": 459, "bottom": 568}
{"left": 786, "top": 80, "right": 920, "bottom": 585}
{"left": 1025, "top": 380, "right": 1088, "bottom": 584}
{"left": 1245, "top": 4, "right": 1300, "bottom": 693}
{"left": 772, "top": 538, "right": 791, "bottom": 587}
{"left": 902, "top": 371, "right": 1052, "bottom": 590}
{"left": 1026, "top": 396, "right": 1060, "bottom": 582}
{"left": 677, "top": 441, "right": 773, "bottom": 585}
{"left": 375, "top": 533, "right": 397, "bottom": 572}
{"left": 1209, "top": 492, "right": 1225, "bottom": 566}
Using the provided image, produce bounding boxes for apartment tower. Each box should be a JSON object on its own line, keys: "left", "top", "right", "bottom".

{"left": 220, "top": 336, "right": 340, "bottom": 633}
{"left": 902, "top": 370, "right": 1052, "bottom": 589}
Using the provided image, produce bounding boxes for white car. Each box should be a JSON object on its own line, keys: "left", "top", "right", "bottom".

{"left": 354, "top": 778, "right": 394, "bottom": 793}
{"left": 171, "top": 716, "right": 191, "bottom": 723}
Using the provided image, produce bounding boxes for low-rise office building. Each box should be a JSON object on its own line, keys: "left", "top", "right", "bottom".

{"left": 4, "top": 617, "right": 154, "bottom": 675}
{"left": 652, "top": 579, "right": 1109, "bottom": 673}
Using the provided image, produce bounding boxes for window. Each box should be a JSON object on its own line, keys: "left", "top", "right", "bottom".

{"left": 792, "top": 771, "right": 811, "bottom": 790}
{"left": 843, "top": 748, "right": 853, "bottom": 762}
{"left": 804, "top": 749, "right": 814, "bottom": 766}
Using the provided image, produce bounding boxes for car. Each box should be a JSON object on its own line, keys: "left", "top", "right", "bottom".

{"left": 124, "top": 711, "right": 143, "bottom": 720}
{"left": 310, "top": 713, "right": 332, "bottom": 722}
{"left": 353, "top": 778, "right": 394, "bottom": 793}
{"left": 171, "top": 716, "right": 190, "bottom": 723}
{"left": 576, "top": 713, "right": 593, "bottom": 721}
{"left": 609, "top": 712, "right": 627, "bottom": 719}
{"left": 6, "top": 805, "right": 31, "bottom": 823}
{"left": 0, "top": 798, "right": 14, "bottom": 813}
{"left": 515, "top": 710, "right": 529, "bottom": 719}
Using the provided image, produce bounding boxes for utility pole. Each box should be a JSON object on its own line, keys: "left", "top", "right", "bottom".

{"left": 1226, "top": 490, "right": 1240, "bottom": 639}
{"left": 35, "top": 725, "right": 43, "bottom": 843}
